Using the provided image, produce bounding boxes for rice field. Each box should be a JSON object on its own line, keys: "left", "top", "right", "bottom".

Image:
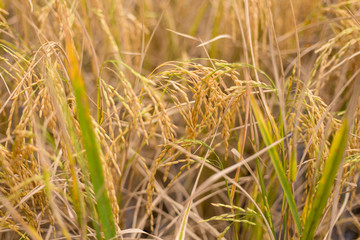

{"left": 0, "top": 0, "right": 360, "bottom": 239}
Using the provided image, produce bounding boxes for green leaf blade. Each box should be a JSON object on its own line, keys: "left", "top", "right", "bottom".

{"left": 301, "top": 118, "right": 349, "bottom": 240}
{"left": 250, "top": 95, "right": 302, "bottom": 236}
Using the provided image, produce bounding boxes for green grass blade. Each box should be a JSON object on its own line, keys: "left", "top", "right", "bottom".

{"left": 65, "top": 35, "right": 116, "bottom": 239}
{"left": 176, "top": 201, "right": 191, "bottom": 240}
{"left": 250, "top": 95, "right": 302, "bottom": 236}
{"left": 301, "top": 118, "right": 349, "bottom": 240}
{"left": 255, "top": 159, "right": 275, "bottom": 236}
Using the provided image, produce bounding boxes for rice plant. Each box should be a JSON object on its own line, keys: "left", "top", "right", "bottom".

{"left": 0, "top": 0, "right": 360, "bottom": 239}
